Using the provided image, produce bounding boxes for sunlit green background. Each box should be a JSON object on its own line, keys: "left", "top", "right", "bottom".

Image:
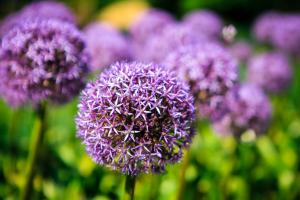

{"left": 1, "top": 0, "right": 300, "bottom": 199}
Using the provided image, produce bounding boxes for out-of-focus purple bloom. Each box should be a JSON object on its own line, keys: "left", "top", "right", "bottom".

{"left": 252, "top": 11, "right": 280, "bottom": 43}
{"left": 130, "top": 9, "right": 175, "bottom": 44}
{"left": 214, "top": 83, "right": 272, "bottom": 136}
{"left": 76, "top": 62, "right": 195, "bottom": 175}
{"left": 182, "top": 10, "right": 223, "bottom": 39}
{"left": 253, "top": 12, "right": 300, "bottom": 55}
{"left": 271, "top": 14, "right": 300, "bottom": 55}
{"left": 134, "top": 23, "right": 209, "bottom": 63}
{"left": 229, "top": 41, "right": 253, "bottom": 63}
{"left": 20, "top": 1, "right": 76, "bottom": 23}
{"left": 0, "top": 19, "right": 89, "bottom": 107}
{"left": 84, "top": 22, "right": 132, "bottom": 71}
{"left": 0, "top": 1, "right": 75, "bottom": 37}
{"left": 247, "top": 52, "right": 292, "bottom": 93}
{"left": 163, "top": 43, "right": 238, "bottom": 120}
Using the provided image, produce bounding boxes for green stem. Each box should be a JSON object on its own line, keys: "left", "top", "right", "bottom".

{"left": 21, "top": 103, "right": 47, "bottom": 200}
{"left": 8, "top": 109, "right": 20, "bottom": 173}
{"left": 124, "top": 175, "right": 136, "bottom": 200}
{"left": 177, "top": 149, "right": 191, "bottom": 200}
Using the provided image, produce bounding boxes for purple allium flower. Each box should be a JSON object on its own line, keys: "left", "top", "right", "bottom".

{"left": 163, "top": 43, "right": 238, "bottom": 120}
{"left": 253, "top": 12, "right": 300, "bottom": 55}
{"left": 213, "top": 83, "right": 272, "bottom": 136}
{"left": 252, "top": 11, "right": 280, "bottom": 43}
{"left": 130, "top": 9, "right": 175, "bottom": 44}
{"left": 182, "top": 10, "right": 223, "bottom": 39}
{"left": 0, "top": 1, "right": 75, "bottom": 38}
{"left": 84, "top": 22, "right": 132, "bottom": 71}
{"left": 247, "top": 52, "right": 292, "bottom": 93}
{"left": 76, "top": 62, "right": 195, "bottom": 175}
{"left": 20, "top": 1, "right": 76, "bottom": 24}
{"left": 229, "top": 41, "right": 253, "bottom": 63}
{"left": 0, "top": 19, "right": 89, "bottom": 107}
{"left": 271, "top": 14, "right": 300, "bottom": 55}
{"left": 134, "top": 23, "right": 208, "bottom": 63}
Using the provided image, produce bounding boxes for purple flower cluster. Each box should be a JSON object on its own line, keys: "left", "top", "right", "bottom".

{"left": 252, "top": 11, "right": 279, "bottom": 43}
{"left": 182, "top": 10, "right": 223, "bottom": 39}
{"left": 253, "top": 12, "right": 300, "bottom": 55}
{"left": 20, "top": 1, "right": 76, "bottom": 23}
{"left": 130, "top": 9, "right": 175, "bottom": 44}
{"left": 0, "top": 19, "right": 89, "bottom": 107}
{"left": 214, "top": 84, "right": 271, "bottom": 136}
{"left": 0, "top": 1, "right": 75, "bottom": 37}
{"left": 229, "top": 41, "right": 252, "bottom": 63}
{"left": 76, "top": 62, "right": 195, "bottom": 175}
{"left": 84, "top": 22, "right": 132, "bottom": 71}
{"left": 247, "top": 52, "right": 292, "bottom": 93}
{"left": 134, "top": 23, "right": 208, "bottom": 63}
{"left": 163, "top": 43, "right": 238, "bottom": 120}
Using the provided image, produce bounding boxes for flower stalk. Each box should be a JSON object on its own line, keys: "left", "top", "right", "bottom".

{"left": 21, "top": 103, "right": 46, "bottom": 200}
{"left": 124, "top": 175, "right": 136, "bottom": 200}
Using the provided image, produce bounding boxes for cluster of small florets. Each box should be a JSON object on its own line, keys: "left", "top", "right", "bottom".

{"left": 0, "top": 19, "right": 89, "bottom": 107}
{"left": 0, "top": 1, "right": 75, "bottom": 37}
{"left": 253, "top": 12, "right": 300, "bottom": 55}
{"left": 76, "top": 62, "right": 195, "bottom": 175}
{"left": 213, "top": 84, "right": 272, "bottom": 136}
{"left": 84, "top": 22, "right": 132, "bottom": 71}
{"left": 182, "top": 10, "right": 223, "bottom": 39}
{"left": 247, "top": 52, "right": 292, "bottom": 93}
{"left": 135, "top": 23, "right": 209, "bottom": 63}
{"left": 163, "top": 43, "right": 238, "bottom": 120}
{"left": 130, "top": 9, "right": 175, "bottom": 44}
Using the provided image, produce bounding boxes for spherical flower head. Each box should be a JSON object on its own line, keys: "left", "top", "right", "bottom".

{"left": 252, "top": 11, "right": 280, "bottom": 42}
{"left": 247, "top": 52, "right": 292, "bottom": 93}
{"left": 76, "top": 62, "right": 195, "bottom": 175}
{"left": 163, "top": 43, "right": 238, "bottom": 120}
{"left": 134, "top": 23, "right": 208, "bottom": 63}
{"left": 182, "top": 10, "right": 223, "bottom": 39}
{"left": 130, "top": 9, "right": 175, "bottom": 44}
{"left": 271, "top": 14, "right": 300, "bottom": 55}
{"left": 229, "top": 41, "right": 253, "bottom": 63}
{"left": 0, "top": 1, "right": 76, "bottom": 38}
{"left": 0, "top": 18, "right": 89, "bottom": 107}
{"left": 84, "top": 22, "right": 132, "bottom": 71}
{"left": 20, "top": 1, "right": 76, "bottom": 24}
{"left": 213, "top": 83, "right": 272, "bottom": 136}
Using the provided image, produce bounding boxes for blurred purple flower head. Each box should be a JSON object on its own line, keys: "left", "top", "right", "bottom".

{"left": 84, "top": 22, "right": 132, "bottom": 71}
{"left": 182, "top": 10, "right": 223, "bottom": 39}
{"left": 20, "top": 1, "right": 76, "bottom": 23}
{"left": 76, "top": 62, "right": 195, "bottom": 175}
{"left": 0, "top": 18, "right": 89, "bottom": 107}
{"left": 130, "top": 9, "right": 175, "bottom": 44}
{"left": 271, "top": 14, "right": 300, "bottom": 55}
{"left": 163, "top": 43, "right": 238, "bottom": 120}
{"left": 214, "top": 83, "right": 272, "bottom": 136}
{"left": 0, "top": 1, "right": 76, "bottom": 37}
{"left": 252, "top": 11, "right": 280, "bottom": 43}
{"left": 229, "top": 41, "right": 253, "bottom": 63}
{"left": 253, "top": 12, "right": 300, "bottom": 55}
{"left": 247, "top": 52, "right": 292, "bottom": 93}
{"left": 134, "top": 23, "right": 209, "bottom": 63}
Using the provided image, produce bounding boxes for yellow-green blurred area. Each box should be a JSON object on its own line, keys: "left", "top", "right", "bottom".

{"left": 0, "top": 0, "right": 300, "bottom": 199}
